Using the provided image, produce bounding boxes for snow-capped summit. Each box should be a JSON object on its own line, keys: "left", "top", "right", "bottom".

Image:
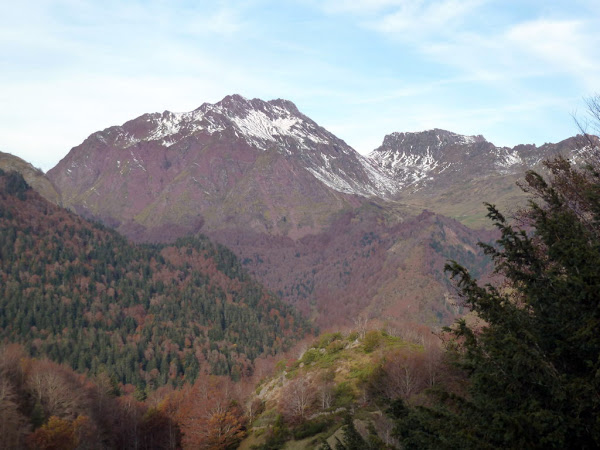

{"left": 368, "top": 128, "right": 591, "bottom": 193}
{"left": 106, "top": 94, "right": 341, "bottom": 154}
{"left": 75, "top": 95, "right": 395, "bottom": 198}
{"left": 47, "top": 95, "right": 398, "bottom": 241}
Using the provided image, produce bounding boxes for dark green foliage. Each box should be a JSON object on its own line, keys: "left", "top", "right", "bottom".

{"left": 4, "top": 171, "right": 30, "bottom": 197}
{"left": 0, "top": 172, "right": 311, "bottom": 389}
{"left": 392, "top": 154, "right": 600, "bottom": 448}
{"left": 292, "top": 418, "right": 332, "bottom": 440}
{"left": 333, "top": 382, "right": 355, "bottom": 408}
{"left": 319, "top": 438, "right": 333, "bottom": 450}
{"left": 334, "top": 415, "right": 368, "bottom": 450}
{"left": 251, "top": 414, "right": 290, "bottom": 450}
{"left": 362, "top": 330, "right": 382, "bottom": 353}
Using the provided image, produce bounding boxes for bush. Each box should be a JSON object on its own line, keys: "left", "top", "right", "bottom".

{"left": 315, "top": 332, "right": 342, "bottom": 349}
{"left": 292, "top": 419, "right": 331, "bottom": 440}
{"left": 301, "top": 349, "right": 319, "bottom": 365}
{"left": 363, "top": 330, "right": 382, "bottom": 353}
{"left": 333, "top": 382, "right": 355, "bottom": 408}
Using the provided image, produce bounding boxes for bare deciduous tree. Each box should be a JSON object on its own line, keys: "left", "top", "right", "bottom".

{"left": 353, "top": 313, "right": 370, "bottom": 339}
{"left": 381, "top": 350, "right": 427, "bottom": 401}
{"left": 279, "top": 376, "right": 316, "bottom": 423}
{"left": 0, "top": 378, "right": 29, "bottom": 449}
{"left": 27, "top": 360, "right": 89, "bottom": 420}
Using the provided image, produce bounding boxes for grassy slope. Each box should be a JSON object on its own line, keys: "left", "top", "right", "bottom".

{"left": 241, "top": 329, "right": 424, "bottom": 449}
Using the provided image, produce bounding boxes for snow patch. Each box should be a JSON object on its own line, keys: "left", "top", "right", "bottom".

{"left": 229, "top": 109, "right": 328, "bottom": 150}
{"left": 130, "top": 151, "right": 147, "bottom": 172}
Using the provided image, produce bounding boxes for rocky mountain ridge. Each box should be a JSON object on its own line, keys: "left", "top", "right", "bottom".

{"left": 369, "top": 129, "right": 597, "bottom": 226}
{"left": 47, "top": 95, "right": 402, "bottom": 242}
{"left": 48, "top": 95, "right": 596, "bottom": 219}
{"left": 55, "top": 94, "right": 393, "bottom": 199}
{"left": 369, "top": 128, "right": 594, "bottom": 192}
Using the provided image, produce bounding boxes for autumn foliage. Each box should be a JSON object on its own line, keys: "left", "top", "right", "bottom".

{"left": 176, "top": 375, "right": 246, "bottom": 449}
{"left": 0, "top": 170, "right": 311, "bottom": 390}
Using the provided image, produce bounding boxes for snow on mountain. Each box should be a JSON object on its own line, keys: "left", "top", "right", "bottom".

{"left": 369, "top": 128, "right": 567, "bottom": 191}
{"left": 109, "top": 95, "right": 334, "bottom": 154}
{"left": 368, "top": 129, "right": 598, "bottom": 207}
{"left": 51, "top": 95, "right": 596, "bottom": 227}
{"left": 69, "top": 95, "right": 394, "bottom": 199}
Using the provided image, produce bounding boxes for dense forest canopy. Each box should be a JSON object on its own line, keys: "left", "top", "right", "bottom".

{"left": 0, "top": 169, "right": 312, "bottom": 391}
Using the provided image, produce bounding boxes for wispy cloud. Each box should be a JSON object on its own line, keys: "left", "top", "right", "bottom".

{"left": 506, "top": 19, "right": 600, "bottom": 89}
{"left": 366, "top": 0, "right": 486, "bottom": 37}
{"left": 334, "top": 1, "right": 600, "bottom": 91}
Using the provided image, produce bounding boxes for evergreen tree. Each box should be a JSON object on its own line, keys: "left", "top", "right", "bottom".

{"left": 392, "top": 149, "right": 600, "bottom": 448}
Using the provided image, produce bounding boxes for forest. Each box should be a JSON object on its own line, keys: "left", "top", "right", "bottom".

{"left": 0, "top": 168, "right": 311, "bottom": 392}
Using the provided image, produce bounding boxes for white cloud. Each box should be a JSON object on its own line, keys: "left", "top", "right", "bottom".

{"left": 367, "top": 0, "right": 486, "bottom": 37}
{"left": 319, "top": 1, "right": 600, "bottom": 92}
{"left": 416, "top": 17, "right": 600, "bottom": 92}
{"left": 506, "top": 19, "right": 600, "bottom": 89}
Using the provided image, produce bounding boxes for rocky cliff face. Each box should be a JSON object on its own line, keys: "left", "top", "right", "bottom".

{"left": 370, "top": 128, "right": 592, "bottom": 192}
{"left": 369, "top": 130, "right": 597, "bottom": 227}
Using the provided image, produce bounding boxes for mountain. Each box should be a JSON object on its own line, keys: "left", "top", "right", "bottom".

{"left": 45, "top": 96, "right": 495, "bottom": 327}
{"left": 44, "top": 95, "right": 593, "bottom": 328}
{"left": 212, "top": 205, "right": 493, "bottom": 328}
{"left": 0, "top": 169, "right": 310, "bottom": 388}
{"left": 47, "top": 96, "right": 595, "bottom": 237}
{"left": 370, "top": 129, "right": 597, "bottom": 227}
{"left": 0, "top": 151, "right": 61, "bottom": 205}
{"left": 47, "top": 95, "right": 393, "bottom": 242}
{"left": 370, "top": 128, "right": 594, "bottom": 190}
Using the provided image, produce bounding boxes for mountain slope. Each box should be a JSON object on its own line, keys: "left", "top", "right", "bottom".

{"left": 213, "top": 204, "right": 493, "bottom": 328}
{"left": 43, "top": 95, "right": 593, "bottom": 328}
{"left": 0, "top": 151, "right": 61, "bottom": 205}
{"left": 0, "top": 170, "right": 310, "bottom": 387}
{"left": 47, "top": 97, "right": 596, "bottom": 238}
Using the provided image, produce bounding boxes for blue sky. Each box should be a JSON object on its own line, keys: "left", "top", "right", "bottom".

{"left": 2, "top": 0, "right": 599, "bottom": 171}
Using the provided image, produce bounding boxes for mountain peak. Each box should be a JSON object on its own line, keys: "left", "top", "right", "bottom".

{"left": 381, "top": 129, "right": 487, "bottom": 150}
{"left": 100, "top": 94, "right": 328, "bottom": 154}
{"left": 47, "top": 94, "right": 398, "bottom": 243}
{"left": 209, "top": 93, "right": 252, "bottom": 114}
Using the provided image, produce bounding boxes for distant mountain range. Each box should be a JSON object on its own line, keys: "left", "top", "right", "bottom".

{"left": 5, "top": 94, "right": 597, "bottom": 327}
{"left": 45, "top": 95, "right": 596, "bottom": 235}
